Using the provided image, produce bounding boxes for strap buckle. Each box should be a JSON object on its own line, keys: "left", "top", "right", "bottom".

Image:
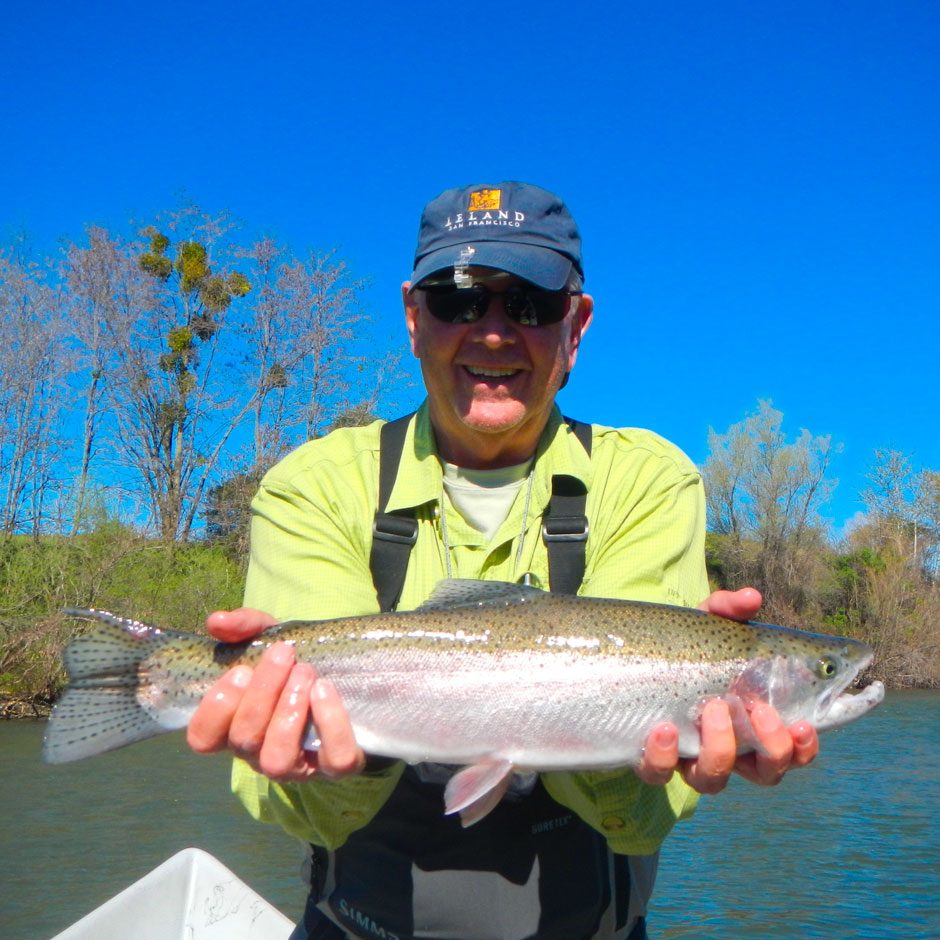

{"left": 372, "top": 513, "right": 419, "bottom": 546}
{"left": 542, "top": 517, "right": 589, "bottom": 542}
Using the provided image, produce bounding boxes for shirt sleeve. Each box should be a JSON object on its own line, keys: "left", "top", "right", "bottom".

{"left": 242, "top": 450, "right": 381, "bottom": 622}
{"left": 232, "top": 757, "right": 405, "bottom": 850}
{"left": 541, "top": 770, "right": 699, "bottom": 856}
{"left": 581, "top": 429, "right": 710, "bottom": 609}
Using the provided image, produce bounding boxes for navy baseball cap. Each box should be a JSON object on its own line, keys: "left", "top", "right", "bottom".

{"left": 411, "top": 181, "right": 583, "bottom": 291}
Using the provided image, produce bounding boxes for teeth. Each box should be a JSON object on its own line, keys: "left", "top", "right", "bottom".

{"left": 466, "top": 367, "right": 518, "bottom": 377}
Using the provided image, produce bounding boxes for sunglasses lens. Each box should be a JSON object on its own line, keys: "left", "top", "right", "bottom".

{"left": 424, "top": 286, "right": 488, "bottom": 324}
{"left": 503, "top": 288, "right": 570, "bottom": 326}
{"left": 421, "top": 283, "right": 574, "bottom": 326}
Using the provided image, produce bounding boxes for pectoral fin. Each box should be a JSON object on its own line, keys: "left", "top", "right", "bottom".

{"left": 443, "top": 758, "right": 514, "bottom": 827}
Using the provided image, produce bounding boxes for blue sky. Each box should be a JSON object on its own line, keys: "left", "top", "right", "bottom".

{"left": 2, "top": 0, "right": 937, "bottom": 531}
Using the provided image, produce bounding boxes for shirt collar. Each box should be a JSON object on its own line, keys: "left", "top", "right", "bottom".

{"left": 384, "top": 401, "right": 592, "bottom": 515}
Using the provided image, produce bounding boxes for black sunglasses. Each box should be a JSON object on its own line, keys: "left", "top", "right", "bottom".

{"left": 419, "top": 283, "right": 581, "bottom": 327}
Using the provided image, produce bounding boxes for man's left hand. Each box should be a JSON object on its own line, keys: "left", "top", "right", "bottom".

{"left": 635, "top": 588, "right": 819, "bottom": 793}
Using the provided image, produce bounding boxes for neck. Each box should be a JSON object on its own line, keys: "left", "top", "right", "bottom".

{"left": 431, "top": 425, "right": 541, "bottom": 470}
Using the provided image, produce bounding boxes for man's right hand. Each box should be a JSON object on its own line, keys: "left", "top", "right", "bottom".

{"left": 187, "top": 608, "right": 366, "bottom": 782}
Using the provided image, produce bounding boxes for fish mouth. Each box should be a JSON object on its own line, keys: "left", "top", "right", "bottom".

{"left": 814, "top": 651, "right": 884, "bottom": 732}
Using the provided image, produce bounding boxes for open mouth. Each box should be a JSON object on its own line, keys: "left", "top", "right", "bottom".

{"left": 820, "top": 681, "right": 885, "bottom": 730}
{"left": 464, "top": 366, "right": 520, "bottom": 379}
{"left": 464, "top": 366, "right": 520, "bottom": 382}
{"left": 814, "top": 653, "right": 884, "bottom": 732}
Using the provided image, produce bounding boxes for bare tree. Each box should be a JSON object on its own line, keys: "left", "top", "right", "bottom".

{"left": 0, "top": 242, "right": 70, "bottom": 537}
{"left": 63, "top": 205, "right": 251, "bottom": 540}
{"left": 64, "top": 225, "right": 143, "bottom": 534}
{"left": 702, "top": 400, "right": 839, "bottom": 616}
{"left": 861, "top": 448, "right": 940, "bottom": 575}
{"left": 236, "top": 240, "right": 406, "bottom": 473}
{"left": 62, "top": 202, "right": 409, "bottom": 542}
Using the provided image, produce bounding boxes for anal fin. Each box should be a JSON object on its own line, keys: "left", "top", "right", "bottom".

{"left": 443, "top": 758, "right": 514, "bottom": 828}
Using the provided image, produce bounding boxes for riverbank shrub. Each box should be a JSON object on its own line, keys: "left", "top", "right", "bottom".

{"left": 0, "top": 525, "right": 245, "bottom": 715}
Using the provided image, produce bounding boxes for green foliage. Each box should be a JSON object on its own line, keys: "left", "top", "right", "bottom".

{"left": 138, "top": 253, "right": 174, "bottom": 280}
{"left": 702, "top": 402, "right": 940, "bottom": 687}
{"left": 176, "top": 241, "right": 209, "bottom": 293}
{"left": 201, "top": 275, "right": 231, "bottom": 313}
{"left": 0, "top": 524, "right": 246, "bottom": 714}
{"left": 143, "top": 226, "right": 171, "bottom": 255}
{"left": 138, "top": 227, "right": 174, "bottom": 280}
{"left": 167, "top": 326, "right": 194, "bottom": 354}
{"left": 328, "top": 402, "right": 379, "bottom": 432}
{"left": 228, "top": 271, "right": 250, "bottom": 297}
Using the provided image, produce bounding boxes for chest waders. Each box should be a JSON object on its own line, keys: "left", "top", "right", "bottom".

{"left": 292, "top": 416, "right": 649, "bottom": 940}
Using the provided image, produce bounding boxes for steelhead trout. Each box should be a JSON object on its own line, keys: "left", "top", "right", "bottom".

{"left": 44, "top": 580, "right": 883, "bottom": 824}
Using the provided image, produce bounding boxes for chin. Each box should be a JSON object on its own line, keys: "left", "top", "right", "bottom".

{"left": 463, "top": 404, "right": 527, "bottom": 435}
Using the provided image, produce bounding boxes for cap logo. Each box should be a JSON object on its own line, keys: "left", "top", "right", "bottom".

{"left": 467, "top": 189, "right": 501, "bottom": 211}
{"left": 444, "top": 188, "right": 525, "bottom": 232}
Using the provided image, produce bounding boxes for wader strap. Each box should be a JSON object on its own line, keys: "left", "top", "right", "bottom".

{"left": 369, "top": 414, "right": 593, "bottom": 608}
{"left": 370, "top": 413, "right": 418, "bottom": 612}
{"left": 542, "top": 419, "right": 592, "bottom": 595}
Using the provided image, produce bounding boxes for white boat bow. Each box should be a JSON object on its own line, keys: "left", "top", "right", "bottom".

{"left": 51, "top": 847, "right": 293, "bottom": 939}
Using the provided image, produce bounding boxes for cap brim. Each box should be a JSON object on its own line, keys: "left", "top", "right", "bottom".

{"left": 412, "top": 242, "right": 574, "bottom": 290}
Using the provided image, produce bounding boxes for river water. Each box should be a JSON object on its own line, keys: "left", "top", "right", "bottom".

{"left": 1, "top": 691, "right": 937, "bottom": 939}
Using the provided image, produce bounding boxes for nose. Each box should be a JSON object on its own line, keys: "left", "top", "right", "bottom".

{"left": 470, "top": 294, "right": 517, "bottom": 347}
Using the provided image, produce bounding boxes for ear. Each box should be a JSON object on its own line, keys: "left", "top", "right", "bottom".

{"left": 402, "top": 281, "right": 421, "bottom": 358}
{"left": 566, "top": 293, "right": 593, "bottom": 371}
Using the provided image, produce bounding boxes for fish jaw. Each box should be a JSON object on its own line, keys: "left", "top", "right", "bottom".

{"left": 813, "top": 680, "right": 885, "bottom": 732}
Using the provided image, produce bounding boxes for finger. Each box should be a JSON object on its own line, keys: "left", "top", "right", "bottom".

{"left": 698, "top": 588, "right": 762, "bottom": 621}
{"left": 635, "top": 723, "right": 678, "bottom": 786}
{"left": 206, "top": 607, "right": 278, "bottom": 643}
{"left": 310, "top": 679, "right": 365, "bottom": 778}
{"left": 734, "top": 704, "right": 794, "bottom": 786}
{"left": 228, "top": 641, "right": 296, "bottom": 756}
{"left": 187, "top": 666, "right": 253, "bottom": 753}
{"left": 788, "top": 720, "right": 819, "bottom": 768}
{"left": 681, "top": 700, "right": 737, "bottom": 794}
{"left": 256, "top": 663, "right": 318, "bottom": 780}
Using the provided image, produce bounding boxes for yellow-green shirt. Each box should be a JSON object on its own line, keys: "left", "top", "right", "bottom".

{"left": 233, "top": 403, "right": 709, "bottom": 855}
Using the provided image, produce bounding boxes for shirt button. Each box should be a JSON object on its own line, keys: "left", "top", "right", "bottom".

{"left": 602, "top": 815, "right": 626, "bottom": 831}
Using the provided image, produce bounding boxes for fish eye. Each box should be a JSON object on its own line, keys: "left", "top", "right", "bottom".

{"left": 816, "top": 656, "right": 838, "bottom": 680}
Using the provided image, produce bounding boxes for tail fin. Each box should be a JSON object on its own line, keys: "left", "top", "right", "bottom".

{"left": 43, "top": 609, "right": 178, "bottom": 764}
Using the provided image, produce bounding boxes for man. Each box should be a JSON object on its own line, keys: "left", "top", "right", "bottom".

{"left": 188, "top": 182, "right": 818, "bottom": 940}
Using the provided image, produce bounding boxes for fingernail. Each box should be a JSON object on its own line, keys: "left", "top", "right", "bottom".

{"left": 291, "top": 663, "right": 314, "bottom": 684}
{"left": 656, "top": 726, "right": 678, "bottom": 748}
{"left": 267, "top": 642, "right": 295, "bottom": 666}
{"left": 792, "top": 721, "right": 814, "bottom": 746}
{"left": 708, "top": 702, "right": 731, "bottom": 731}
{"left": 752, "top": 704, "right": 781, "bottom": 734}
{"left": 313, "top": 678, "right": 334, "bottom": 700}
{"left": 230, "top": 666, "right": 252, "bottom": 688}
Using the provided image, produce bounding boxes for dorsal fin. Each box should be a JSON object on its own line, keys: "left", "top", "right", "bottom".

{"left": 415, "top": 579, "right": 547, "bottom": 611}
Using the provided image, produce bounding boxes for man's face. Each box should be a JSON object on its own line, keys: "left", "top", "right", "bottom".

{"left": 403, "top": 268, "right": 593, "bottom": 468}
